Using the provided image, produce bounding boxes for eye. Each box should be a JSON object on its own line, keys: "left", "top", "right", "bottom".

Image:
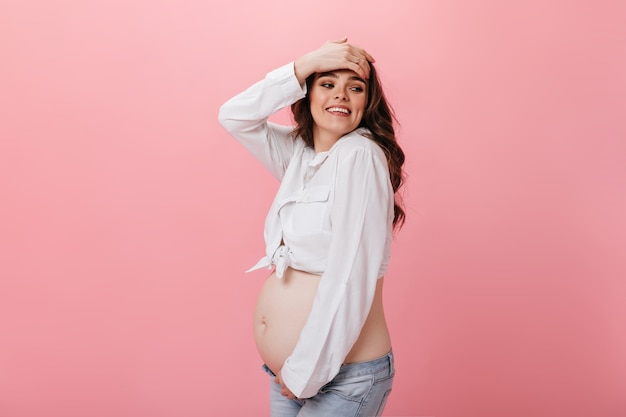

{"left": 320, "top": 82, "right": 334, "bottom": 89}
{"left": 350, "top": 86, "right": 364, "bottom": 93}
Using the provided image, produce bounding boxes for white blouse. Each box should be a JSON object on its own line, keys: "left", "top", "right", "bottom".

{"left": 218, "top": 62, "right": 394, "bottom": 398}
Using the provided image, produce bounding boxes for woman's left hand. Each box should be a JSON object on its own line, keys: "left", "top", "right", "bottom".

{"left": 275, "top": 370, "right": 298, "bottom": 400}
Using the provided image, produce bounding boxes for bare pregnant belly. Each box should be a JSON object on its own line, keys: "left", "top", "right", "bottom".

{"left": 254, "top": 268, "right": 320, "bottom": 374}
{"left": 253, "top": 267, "right": 392, "bottom": 375}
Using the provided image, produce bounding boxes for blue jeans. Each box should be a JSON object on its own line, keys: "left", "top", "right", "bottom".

{"left": 262, "top": 351, "right": 395, "bottom": 417}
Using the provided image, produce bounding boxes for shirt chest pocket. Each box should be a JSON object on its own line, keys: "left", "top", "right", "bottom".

{"left": 290, "top": 185, "right": 331, "bottom": 235}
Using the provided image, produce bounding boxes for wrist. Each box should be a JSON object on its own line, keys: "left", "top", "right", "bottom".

{"left": 294, "top": 53, "right": 315, "bottom": 86}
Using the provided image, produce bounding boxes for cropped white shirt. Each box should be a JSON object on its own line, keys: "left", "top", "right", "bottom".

{"left": 218, "top": 62, "right": 394, "bottom": 398}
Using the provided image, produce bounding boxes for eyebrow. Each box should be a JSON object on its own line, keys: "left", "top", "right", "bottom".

{"left": 318, "top": 72, "right": 367, "bottom": 85}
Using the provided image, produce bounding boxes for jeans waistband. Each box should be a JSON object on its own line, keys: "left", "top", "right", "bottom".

{"left": 334, "top": 350, "right": 394, "bottom": 380}
{"left": 261, "top": 350, "right": 394, "bottom": 380}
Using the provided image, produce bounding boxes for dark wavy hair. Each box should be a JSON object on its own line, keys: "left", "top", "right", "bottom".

{"left": 290, "top": 64, "right": 406, "bottom": 229}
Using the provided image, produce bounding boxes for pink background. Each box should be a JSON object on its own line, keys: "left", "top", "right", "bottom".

{"left": 1, "top": 1, "right": 625, "bottom": 416}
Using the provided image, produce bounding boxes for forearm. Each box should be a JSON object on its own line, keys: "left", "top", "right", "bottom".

{"left": 294, "top": 53, "right": 317, "bottom": 86}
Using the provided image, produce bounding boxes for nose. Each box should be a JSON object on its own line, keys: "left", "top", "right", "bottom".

{"left": 334, "top": 88, "right": 348, "bottom": 101}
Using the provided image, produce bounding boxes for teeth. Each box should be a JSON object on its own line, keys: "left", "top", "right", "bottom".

{"left": 328, "top": 107, "right": 350, "bottom": 114}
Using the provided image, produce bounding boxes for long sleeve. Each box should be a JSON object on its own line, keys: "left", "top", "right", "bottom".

{"left": 217, "top": 62, "right": 307, "bottom": 180}
{"left": 280, "top": 144, "right": 394, "bottom": 398}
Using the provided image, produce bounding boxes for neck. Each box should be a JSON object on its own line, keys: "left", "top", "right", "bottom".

{"left": 313, "top": 127, "right": 341, "bottom": 153}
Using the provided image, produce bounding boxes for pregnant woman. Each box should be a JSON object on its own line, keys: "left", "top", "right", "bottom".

{"left": 218, "top": 38, "right": 406, "bottom": 417}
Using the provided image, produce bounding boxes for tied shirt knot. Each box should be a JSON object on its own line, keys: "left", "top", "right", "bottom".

{"left": 246, "top": 244, "right": 295, "bottom": 279}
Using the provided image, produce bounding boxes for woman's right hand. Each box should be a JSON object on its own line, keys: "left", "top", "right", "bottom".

{"left": 294, "top": 38, "right": 375, "bottom": 85}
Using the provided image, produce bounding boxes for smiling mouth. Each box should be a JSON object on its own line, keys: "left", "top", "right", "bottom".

{"left": 327, "top": 107, "right": 351, "bottom": 115}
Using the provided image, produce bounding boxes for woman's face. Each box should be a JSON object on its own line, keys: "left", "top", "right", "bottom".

{"left": 309, "top": 70, "right": 368, "bottom": 145}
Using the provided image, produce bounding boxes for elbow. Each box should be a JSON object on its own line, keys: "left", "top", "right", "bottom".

{"left": 218, "top": 101, "right": 249, "bottom": 136}
{"left": 217, "top": 102, "right": 233, "bottom": 131}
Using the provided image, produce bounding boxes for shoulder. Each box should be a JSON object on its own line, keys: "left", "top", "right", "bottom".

{"left": 333, "top": 128, "right": 387, "bottom": 166}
